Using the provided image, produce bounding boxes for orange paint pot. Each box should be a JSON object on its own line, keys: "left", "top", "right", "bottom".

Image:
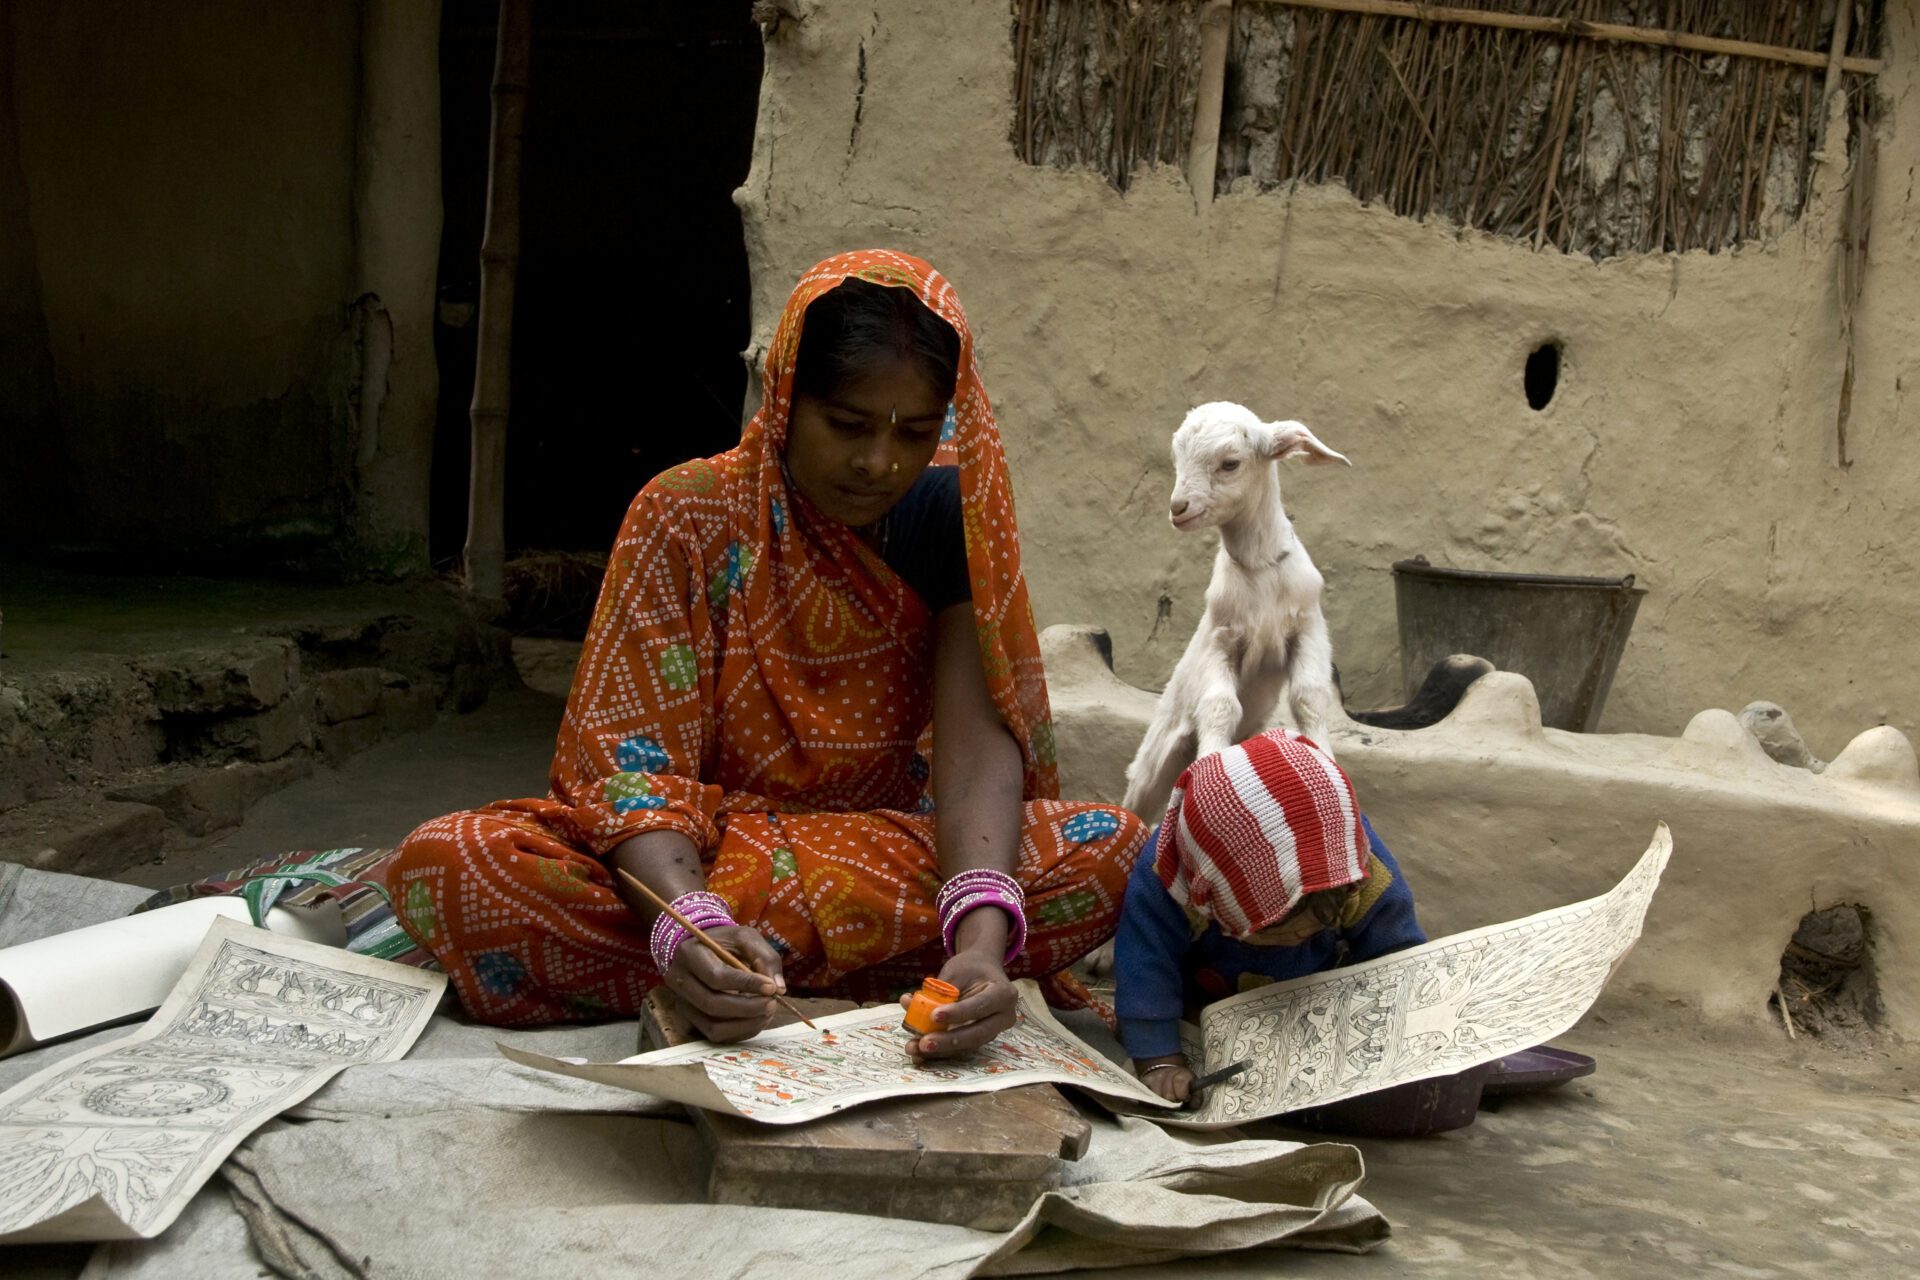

{"left": 901, "top": 977, "right": 961, "bottom": 1036}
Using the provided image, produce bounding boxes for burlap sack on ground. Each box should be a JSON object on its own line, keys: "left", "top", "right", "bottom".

{"left": 205, "top": 1106, "right": 1381, "bottom": 1280}
{"left": 0, "top": 864, "right": 1386, "bottom": 1278}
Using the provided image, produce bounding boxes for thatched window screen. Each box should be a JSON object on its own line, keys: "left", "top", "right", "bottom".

{"left": 1011, "top": 1, "right": 1884, "bottom": 258}
{"left": 1011, "top": 0, "right": 1211, "bottom": 193}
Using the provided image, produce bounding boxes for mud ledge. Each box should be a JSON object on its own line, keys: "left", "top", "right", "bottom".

{"left": 0, "top": 564, "right": 516, "bottom": 877}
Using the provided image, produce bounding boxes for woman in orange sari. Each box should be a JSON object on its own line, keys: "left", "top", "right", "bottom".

{"left": 388, "top": 251, "right": 1147, "bottom": 1057}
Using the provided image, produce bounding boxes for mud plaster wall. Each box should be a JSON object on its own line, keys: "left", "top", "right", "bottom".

{"left": 740, "top": 1, "right": 1920, "bottom": 753}
{"left": 0, "top": 1, "right": 440, "bottom": 571}
{"left": 1042, "top": 625, "right": 1920, "bottom": 1036}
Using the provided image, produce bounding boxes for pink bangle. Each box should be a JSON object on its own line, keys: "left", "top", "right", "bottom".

{"left": 936, "top": 869, "right": 1027, "bottom": 965}
{"left": 941, "top": 892, "right": 1028, "bottom": 965}
{"left": 647, "top": 890, "right": 737, "bottom": 974}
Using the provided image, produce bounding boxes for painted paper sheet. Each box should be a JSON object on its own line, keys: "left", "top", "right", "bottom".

{"left": 510, "top": 825, "right": 1668, "bottom": 1131}
{"left": 1172, "top": 822, "right": 1672, "bottom": 1127}
{"left": 503, "top": 984, "right": 1177, "bottom": 1124}
{"left": 0, "top": 916, "right": 444, "bottom": 1243}
{"left": 0, "top": 894, "right": 346, "bottom": 1058}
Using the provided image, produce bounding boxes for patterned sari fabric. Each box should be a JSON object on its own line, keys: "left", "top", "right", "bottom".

{"left": 388, "top": 250, "right": 1147, "bottom": 1025}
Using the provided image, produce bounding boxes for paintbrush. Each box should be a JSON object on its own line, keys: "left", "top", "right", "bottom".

{"left": 1186, "top": 1058, "right": 1251, "bottom": 1108}
{"left": 615, "top": 868, "right": 819, "bottom": 1032}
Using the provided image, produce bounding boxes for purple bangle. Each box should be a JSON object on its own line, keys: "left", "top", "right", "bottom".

{"left": 645, "top": 898, "right": 733, "bottom": 967}
{"left": 647, "top": 890, "right": 737, "bottom": 974}
{"left": 936, "top": 870, "right": 1028, "bottom": 966}
{"left": 940, "top": 893, "right": 1027, "bottom": 965}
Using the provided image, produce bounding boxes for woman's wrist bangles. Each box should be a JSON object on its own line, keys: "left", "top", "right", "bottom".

{"left": 648, "top": 889, "right": 736, "bottom": 974}
{"left": 935, "top": 868, "right": 1027, "bottom": 965}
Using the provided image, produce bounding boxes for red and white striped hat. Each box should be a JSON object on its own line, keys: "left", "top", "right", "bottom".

{"left": 1152, "top": 728, "right": 1370, "bottom": 939}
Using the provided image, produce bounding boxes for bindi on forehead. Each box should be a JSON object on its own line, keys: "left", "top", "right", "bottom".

{"left": 823, "top": 396, "right": 946, "bottom": 426}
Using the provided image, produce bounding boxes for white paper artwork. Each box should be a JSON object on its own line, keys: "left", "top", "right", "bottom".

{"left": 1169, "top": 822, "right": 1673, "bottom": 1128}
{"left": 511, "top": 825, "right": 1669, "bottom": 1132}
{"left": 504, "top": 984, "right": 1176, "bottom": 1125}
{"left": 0, "top": 917, "right": 443, "bottom": 1243}
{"left": 0, "top": 895, "right": 347, "bottom": 1058}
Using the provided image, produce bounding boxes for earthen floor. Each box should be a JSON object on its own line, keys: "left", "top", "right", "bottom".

{"left": 6, "top": 680, "right": 1916, "bottom": 1276}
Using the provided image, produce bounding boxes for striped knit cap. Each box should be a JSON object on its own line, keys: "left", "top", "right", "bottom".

{"left": 1152, "top": 728, "right": 1370, "bottom": 940}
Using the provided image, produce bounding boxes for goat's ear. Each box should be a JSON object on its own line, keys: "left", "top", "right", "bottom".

{"left": 1262, "top": 420, "right": 1351, "bottom": 466}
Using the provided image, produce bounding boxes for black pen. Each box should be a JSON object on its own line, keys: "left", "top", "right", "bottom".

{"left": 1187, "top": 1058, "right": 1251, "bottom": 1107}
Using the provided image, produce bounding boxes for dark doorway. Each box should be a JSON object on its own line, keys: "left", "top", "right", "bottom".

{"left": 433, "top": 2, "right": 762, "bottom": 566}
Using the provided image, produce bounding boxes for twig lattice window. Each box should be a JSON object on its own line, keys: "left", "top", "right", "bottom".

{"left": 1012, "top": 1, "right": 1883, "bottom": 258}
{"left": 1011, "top": 0, "right": 1210, "bottom": 193}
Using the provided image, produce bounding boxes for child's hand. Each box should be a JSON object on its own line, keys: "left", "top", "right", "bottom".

{"left": 1134, "top": 1055, "right": 1194, "bottom": 1103}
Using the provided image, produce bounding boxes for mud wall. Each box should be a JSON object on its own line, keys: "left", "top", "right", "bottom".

{"left": 0, "top": 1, "right": 440, "bottom": 572}
{"left": 1041, "top": 624, "right": 1920, "bottom": 1037}
{"left": 738, "top": 0, "right": 1920, "bottom": 752}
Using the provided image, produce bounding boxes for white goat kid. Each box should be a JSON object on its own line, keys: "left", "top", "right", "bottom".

{"left": 1122, "top": 402, "right": 1351, "bottom": 823}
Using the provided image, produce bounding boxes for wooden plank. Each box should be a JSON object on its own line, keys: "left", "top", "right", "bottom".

{"left": 640, "top": 989, "right": 1092, "bottom": 1230}
{"left": 1249, "top": 0, "right": 1886, "bottom": 76}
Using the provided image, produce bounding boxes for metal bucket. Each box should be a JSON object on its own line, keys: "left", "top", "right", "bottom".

{"left": 1389, "top": 556, "right": 1645, "bottom": 733}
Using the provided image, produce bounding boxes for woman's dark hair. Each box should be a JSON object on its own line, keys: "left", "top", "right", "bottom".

{"left": 792, "top": 277, "right": 962, "bottom": 405}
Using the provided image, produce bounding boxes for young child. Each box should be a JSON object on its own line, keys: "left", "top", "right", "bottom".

{"left": 1114, "top": 727, "right": 1427, "bottom": 1104}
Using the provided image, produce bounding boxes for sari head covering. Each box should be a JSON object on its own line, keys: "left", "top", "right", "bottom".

{"left": 543, "top": 249, "right": 1059, "bottom": 855}
{"left": 1151, "top": 729, "right": 1369, "bottom": 940}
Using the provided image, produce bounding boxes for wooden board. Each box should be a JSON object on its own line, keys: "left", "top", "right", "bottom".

{"left": 640, "top": 989, "right": 1092, "bottom": 1230}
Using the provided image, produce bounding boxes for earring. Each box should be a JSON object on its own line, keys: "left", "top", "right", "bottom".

{"left": 889, "top": 405, "right": 898, "bottom": 425}
{"left": 890, "top": 462, "right": 900, "bottom": 473}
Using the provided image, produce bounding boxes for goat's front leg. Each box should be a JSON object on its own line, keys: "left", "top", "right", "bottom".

{"left": 1192, "top": 632, "right": 1245, "bottom": 760}
{"left": 1285, "top": 612, "right": 1341, "bottom": 757}
{"left": 1123, "top": 712, "right": 1196, "bottom": 822}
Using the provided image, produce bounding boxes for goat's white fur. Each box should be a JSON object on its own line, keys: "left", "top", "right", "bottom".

{"left": 1122, "top": 402, "right": 1350, "bottom": 824}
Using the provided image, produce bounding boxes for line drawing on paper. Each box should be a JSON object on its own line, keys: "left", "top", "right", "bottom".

{"left": 504, "top": 986, "right": 1173, "bottom": 1125}
{"left": 510, "top": 827, "right": 1669, "bottom": 1132}
{"left": 1182, "top": 825, "right": 1670, "bottom": 1125}
{"left": 0, "top": 918, "right": 443, "bottom": 1242}
{"left": 81, "top": 1075, "right": 234, "bottom": 1119}
{"left": 699, "top": 1013, "right": 1128, "bottom": 1116}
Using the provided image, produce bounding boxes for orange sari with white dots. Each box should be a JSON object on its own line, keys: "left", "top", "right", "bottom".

{"left": 387, "top": 251, "right": 1146, "bottom": 1024}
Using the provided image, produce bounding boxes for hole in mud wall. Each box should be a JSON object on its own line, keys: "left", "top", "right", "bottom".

{"left": 432, "top": 2, "right": 763, "bottom": 568}
{"left": 1524, "top": 342, "right": 1561, "bottom": 411}
{"left": 1772, "top": 904, "right": 1883, "bottom": 1043}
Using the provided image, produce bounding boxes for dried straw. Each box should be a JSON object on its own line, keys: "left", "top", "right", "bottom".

{"left": 1013, "top": 0, "right": 1882, "bottom": 258}
{"left": 1012, "top": 0, "right": 1210, "bottom": 192}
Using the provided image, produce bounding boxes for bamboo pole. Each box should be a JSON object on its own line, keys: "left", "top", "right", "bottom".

{"left": 1247, "top": 0, "right": 1884, "bottom": 76}
{"left": 464, "top": 0, "right": 533, "bottom": 599}
{"left": 1827, "top": 0, "right": 1859, "bottom": 468}
{"left": 1820, "top": 0, "right": 1855, "bottom": 110}
{"left": 1187, "top": 0, "right": 1234, "bottom": 207}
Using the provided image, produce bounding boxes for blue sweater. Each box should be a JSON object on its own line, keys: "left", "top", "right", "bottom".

{"left": 1113, "top": 816, "right": 1427, "bottom": 1060}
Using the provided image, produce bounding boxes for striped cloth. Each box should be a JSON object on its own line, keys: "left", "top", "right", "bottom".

{"left": 135, "top": 847, "right": 431, "bottom": 967}
{"left": 1150, "top": 729, "right": 1369, "bottom": 939}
